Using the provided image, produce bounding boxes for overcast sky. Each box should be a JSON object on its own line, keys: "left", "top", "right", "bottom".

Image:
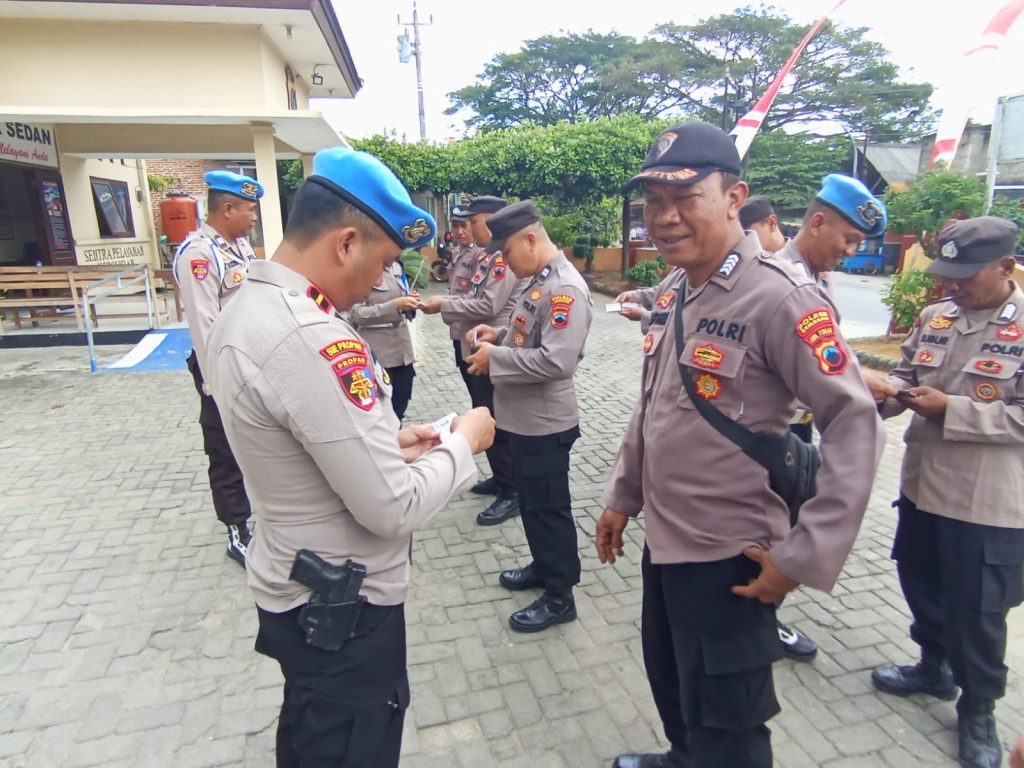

{"left": 316, "top": 0, "right": 1024, "bottom": 143}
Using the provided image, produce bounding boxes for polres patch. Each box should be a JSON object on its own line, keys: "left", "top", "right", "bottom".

{"left": 191, "top": 259, "right": 210, "bottom": 281}
{"left": 550, "top": 294, "right": 575, "bottom": 329}
{"left": 796, "top": 307, "right": 848, "bottom": 375}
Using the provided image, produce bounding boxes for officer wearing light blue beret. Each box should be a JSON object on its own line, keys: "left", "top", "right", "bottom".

{"left": 778, "top": 173, "right": 888, "bottom": 295}
{"left": 204, "top": 147, "right": 495, "bottom": 768}
{"left": 173, "top": 168, "right": 265, "bottom": 569}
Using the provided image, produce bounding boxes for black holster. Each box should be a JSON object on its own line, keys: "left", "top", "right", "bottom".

{"left": 289, "top": 549, "right": 367, "bottom": 651}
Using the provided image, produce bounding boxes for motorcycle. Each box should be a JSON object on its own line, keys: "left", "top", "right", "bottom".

{"left": 430, "top": 248, "right": 453, "bottom": 282}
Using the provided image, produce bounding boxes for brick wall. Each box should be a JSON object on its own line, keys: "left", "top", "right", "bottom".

{"left": 146, "top": 159, "right": 228, "bottom": 242}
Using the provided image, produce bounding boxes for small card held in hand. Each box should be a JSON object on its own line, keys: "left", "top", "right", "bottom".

{"left": 605, "top": 302, "right": 640, "bottom": 313}
{"left": 431, "top": 411, "right": 457, "bottom": 443}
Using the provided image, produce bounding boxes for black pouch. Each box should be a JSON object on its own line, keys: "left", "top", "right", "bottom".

{"left": 743, "top": 430, "right": 821, "bottom": 527}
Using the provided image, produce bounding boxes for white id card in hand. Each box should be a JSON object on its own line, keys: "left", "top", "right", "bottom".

{"left": 605, "top": 302, "right": 640, "bottom": 313}
{"left": 431, "top": 411, "right": 457, "bottom": 443}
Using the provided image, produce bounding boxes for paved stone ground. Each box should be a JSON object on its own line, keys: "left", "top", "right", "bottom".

{"left": 1, "top": 283, "right": 1022, "bottom": 768}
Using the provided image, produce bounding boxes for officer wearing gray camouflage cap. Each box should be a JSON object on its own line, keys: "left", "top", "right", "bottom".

{"left": 865, "top": 215, "right": 1024, "bottom": 768}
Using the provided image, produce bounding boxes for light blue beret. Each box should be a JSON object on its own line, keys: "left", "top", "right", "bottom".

{"left": 815, "top": 174, "right": 887, "bottom": 238}
{"left": 308, "top": 148, "right": 436, "bottom": 249}
{"left": 203, "top": 170, "right": 264, "bottom": 201}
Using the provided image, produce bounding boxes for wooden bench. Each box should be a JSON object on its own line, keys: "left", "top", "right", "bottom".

{"left": 0, "top": 264, "right": 160, "bottom": 334}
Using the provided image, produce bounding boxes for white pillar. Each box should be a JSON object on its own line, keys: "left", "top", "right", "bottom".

{"left": 251, "top": 124, "right": 283, "bottom": 256}
{"left": 301, "top": 153, "right": 314, "bottom": 179}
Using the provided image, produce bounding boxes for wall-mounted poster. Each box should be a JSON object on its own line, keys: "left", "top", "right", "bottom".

{"left": 40, "top": 180, "right": 70, "bottom": 250}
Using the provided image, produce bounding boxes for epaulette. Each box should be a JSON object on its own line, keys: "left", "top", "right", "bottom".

{"left": 283, "top": 285, "right": 335, "bottom": 328}
{"left": 756, "top": 252, "right": 816, "bottom": 289}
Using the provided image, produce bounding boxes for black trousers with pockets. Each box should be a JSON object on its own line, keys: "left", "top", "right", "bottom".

{"left": 641, "top": 546, "right": 782, "bottom": 767}
{"left": 892, "top": 495, "right": 1024, "bottom": 703}
{"left": 506, "top": 426, "right": 581, "bottom": 592}
{"left": 256, "top": 603, "right": 409, "bottom": 768}
{"left": 187, "top": 350, "right": 251, "bottom": 529}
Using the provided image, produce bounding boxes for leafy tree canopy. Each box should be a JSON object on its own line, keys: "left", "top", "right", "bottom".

{"left": 883, "top": 170, "right": 987, "bottom": 259}
{"left": 447, "top": 5, "right": 933, "bottom": 138}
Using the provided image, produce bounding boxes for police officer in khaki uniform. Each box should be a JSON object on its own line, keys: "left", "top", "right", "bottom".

{"left": 595, "top": 122, "right": 883, "bottom": 768}
{"left": 346, "top": 259, "right": 419, "bottom": 421}
{"left": 206, "top": 147, "right": 495, "bottom": 768}
{"left": 775, "top": 174, "right": 886, "bottom": 297}
{"left": 739, "top": 196, "right": 786, "bottom": 253}
{"left": 421, "top": 195, "right": 527, "bottom": 523}
{"left": 864, "top": 217, "right": 1024, "bottom": 768}
{"left": 444, "top": 204, "right": 481, "bottom": 394}
{"left": 173, "top": 170, "right": 263, "bottom": 567}
{"left": 464, "top": 201, "right": 593, "bottom": 632}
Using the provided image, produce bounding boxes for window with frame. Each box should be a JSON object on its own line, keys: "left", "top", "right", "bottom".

{"left": 90, "top": 177, "right": 135, "bottom": 238}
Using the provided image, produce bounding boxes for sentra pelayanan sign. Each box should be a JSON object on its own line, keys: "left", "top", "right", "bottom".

{"left": 0, "top": 122, "right": 58, "bottom": 168}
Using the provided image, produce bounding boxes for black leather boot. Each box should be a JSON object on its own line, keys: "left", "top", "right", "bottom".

{"left": 508, "top": 590, "right": 576, "bottom": 632}
{"left": 499, "top": 562, "right": 543, "bottom": 591}
{"left": 470, "top": 476, "right": 499, "bottom": 495}
{"left": 476, "top": 493, "right": 520, "bottom": 526}
{"left": 871, "top": 657, "right": 958, "bottom": 700}
{"left": 957, "top": 698, "right": 1002, "bottom": 768}
{"left": 612, "top": 750, "right": 694, "bottom": 768}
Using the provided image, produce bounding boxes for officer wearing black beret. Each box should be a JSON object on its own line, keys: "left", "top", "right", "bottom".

{"left": 865, "top": 215, "right": 1024, "bottom": 768}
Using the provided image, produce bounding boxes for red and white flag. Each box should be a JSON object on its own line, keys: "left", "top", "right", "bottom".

{"left": 930, "top": 0, "right": 1024, "bottom": 168}
{"left": 730, "top": 0, "right": 848, "bottom": 161}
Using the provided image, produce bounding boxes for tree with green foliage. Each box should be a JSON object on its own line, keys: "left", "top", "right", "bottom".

{"left": 447, "top": 5, "right": 932, "bottom": 138}
{"left": 745, "top": 131, "right": 849, "bottom": 208}
{"left": 990, "top": 197, "right": 1024, "bottom": 253}
{"left": 884, "top": 170, "right": 986, "bottom": 259}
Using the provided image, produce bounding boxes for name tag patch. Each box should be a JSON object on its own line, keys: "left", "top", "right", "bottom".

{"left": 796, "top": 307, "right": 847, "bottom": 375}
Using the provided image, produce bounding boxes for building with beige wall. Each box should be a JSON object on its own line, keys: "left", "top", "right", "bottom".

{"left": 0, "top": 0, "right": 360, "bottom": 268}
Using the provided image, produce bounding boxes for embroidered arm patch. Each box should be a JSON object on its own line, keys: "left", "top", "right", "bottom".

{"left": 550, "top": 294, "right": 575, "bottom": 329}
{"left": 191, "top": 259, "right": 210, "bottom": 281}
{"left": 320, "top": 339, "right": 378, "bottom": 411}
{"left": 796, "top": 307, "right": 848, "bottom": 375}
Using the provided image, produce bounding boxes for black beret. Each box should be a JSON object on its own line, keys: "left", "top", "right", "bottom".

{"left": 467, "top": 195, "right": 508, "bottom": 215}
{"left": 740, "top": 196, "right": 775, "bottom": 229}
{"left": 624, "top": 121, "right": 742, "bottom": 193}
{"left": 485, "top": 200, "right": 541, "bottom": 253}
{"left": 928, "top": 216, "right": 1019, "bottom": 279}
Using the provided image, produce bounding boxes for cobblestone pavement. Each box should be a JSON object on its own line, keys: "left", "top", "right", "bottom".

{"left": 1, "top": 283, "right": 1022, "bottom": 768}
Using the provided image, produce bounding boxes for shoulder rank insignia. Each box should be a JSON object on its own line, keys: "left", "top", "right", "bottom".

{"left": 324, "top": 339, "right": 377, "bottom": 411}
{"left": 929, "top": 315, "right": 954, "bottom": 330}
{"left": 1000, "top": 302, "right": 1017, "bottom": 322}
{"left": 191, "top": 259, "right": 210, "bottom": 281}
{"left": 695, "top": 373, "right": 722, "bottom": 400}
{"left": 550, "top": 294, "right": 575, "bottom": 329}
{"left": 998, "top": 322, "right": 1023, "bottom": 341}
{"left": 717, "top": 253, "right": 740, "bottom": 278}
{"left": 307, "top": 285, "right": 333, "bottom": 314}
{"left": 796, "top": 307, "right": 848, "bottom": 375}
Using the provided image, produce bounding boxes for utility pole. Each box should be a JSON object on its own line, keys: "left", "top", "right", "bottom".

{"left": 397, "top": 2, "right": 432, "bottom": 141}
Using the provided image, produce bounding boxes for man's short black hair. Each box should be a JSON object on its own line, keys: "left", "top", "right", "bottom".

{"left": 207, "top": 190, "right": 232, "bottom": 213}
{"left": 284, "top": 179, "right": 380, "bottom": 247}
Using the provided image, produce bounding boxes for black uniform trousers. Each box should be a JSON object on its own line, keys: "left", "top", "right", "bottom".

{"left": 255, "top": 603, "right": 410, "bottom": 768}
{"left": 186, "top": 350, "right": 251, "bottom": 529}
{"left": 385, "top": 364, "right": 415, "bottom": 422}
{"left": 506, "top": 426, "right": 581, "bottom": 592}
{"left": 892, "top": 495, "right": 1024, "bottom": 705}
{"left": 641, "top": 546, "right": 782, "bottom": 768}
{"left": 452, "top": 340, "right": 514, "bottom": 493}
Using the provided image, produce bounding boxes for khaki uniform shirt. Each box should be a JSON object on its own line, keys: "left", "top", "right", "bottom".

{"left": 490, "top": 252, "right": 593, "bottom": 436}
{"left": 345, "top": 264, "right": 415, "bottom": 368}
{"left": 444, "top": 244, "right": 482, "bottom": 342}
{"left": 173, "top": 222, "right": 255, "bottom": 380}
{"left": 883, "top": 285, "right": 1024, "bottom": 529}
{"left": 602, "top": 234, "right": 883, "bottom": 592}
{"left": 206, "top": 260, "right": 478, "bottom": 611}
{"left": 441, "top": 248, "right": 527, "bottom": 356}
{"left": 777, "top": 239, "right": 834, "bottom": 297}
